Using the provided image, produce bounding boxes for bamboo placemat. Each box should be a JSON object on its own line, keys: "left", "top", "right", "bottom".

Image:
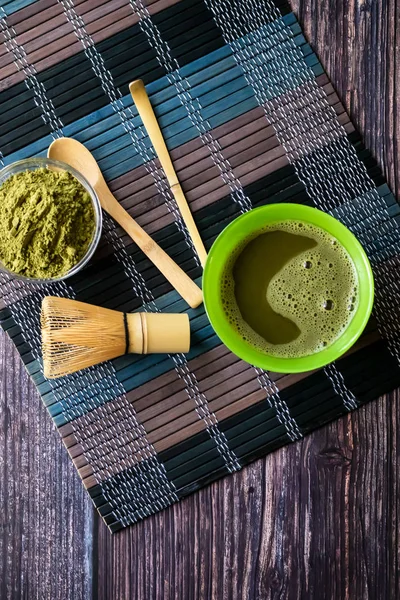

{"left": 1, "top": 0, "right": 400, "bottom": 532}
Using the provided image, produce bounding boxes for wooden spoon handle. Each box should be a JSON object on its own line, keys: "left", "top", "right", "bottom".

{"left": 129, "top": 79, "right": 208, "bottom": 268}
{"left": 99, "top": 185, "right": 203, "bottom": 309}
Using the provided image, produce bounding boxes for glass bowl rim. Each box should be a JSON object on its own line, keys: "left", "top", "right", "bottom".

{"left": 0, "top": 156, "right": 102, "bottom": 284}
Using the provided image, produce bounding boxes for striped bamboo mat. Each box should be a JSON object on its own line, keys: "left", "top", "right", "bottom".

{"left": 1, "top": 0, "right": 400, "bottom": 532}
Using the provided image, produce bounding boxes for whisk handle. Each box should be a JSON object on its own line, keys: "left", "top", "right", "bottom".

{"left": 127, "top": 312, "right": 190, "bottom": 354}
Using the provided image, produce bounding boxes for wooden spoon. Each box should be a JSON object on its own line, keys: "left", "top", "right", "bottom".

{"left": 129, "top": 80, "right": 208, "bottom": 267}
{"left": 48, "top": 137, "right": 203, "bottom": 309}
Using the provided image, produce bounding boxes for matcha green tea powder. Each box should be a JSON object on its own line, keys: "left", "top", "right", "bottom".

{"left": 0, "top": 168, "right": 95, "bottom": 279}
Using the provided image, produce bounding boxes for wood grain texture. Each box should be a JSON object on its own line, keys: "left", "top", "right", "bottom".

{"left": 1, "top": 0, "right": 399, "bottom": 598}
{"left": 0, "top": 332, "right": 94, "bottom": 600}
{"left": 95, "top": 394, "right": 400, "bottom": 599}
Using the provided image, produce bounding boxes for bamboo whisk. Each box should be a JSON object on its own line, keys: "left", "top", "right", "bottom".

{"left": 41, "top": 296, "right": 190, "bottom": 379}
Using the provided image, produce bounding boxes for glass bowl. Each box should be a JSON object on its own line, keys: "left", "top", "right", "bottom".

{"left": 0, "top": 157, "right": 102, "bottom": 283}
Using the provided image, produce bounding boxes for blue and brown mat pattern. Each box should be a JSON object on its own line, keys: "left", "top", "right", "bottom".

{"left": 1, "top": 0, "right": 400, "bottom": 532}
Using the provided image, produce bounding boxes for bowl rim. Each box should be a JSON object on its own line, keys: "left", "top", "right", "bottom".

{"left": 0, "top": 157, "right": 102, "bottom": 284}
{"left": 203, "top": 203, "right": 375, "bottom": 374}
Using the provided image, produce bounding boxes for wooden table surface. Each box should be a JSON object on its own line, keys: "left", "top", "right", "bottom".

{"left": 1, "top": 1, "right": 399, "bottom": 598}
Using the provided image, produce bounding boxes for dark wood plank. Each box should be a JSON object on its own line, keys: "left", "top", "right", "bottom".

{"left": 293, "top": 0, "right": 400, "bottom": 199}
{"left": 1, "top": 1, "right": 399, "bottom": 599}
{"left": 0, "top": 332, "right": 94, "bottom": 599}
{"left": 95, "top": 393, "right": 400, "bottom": 599}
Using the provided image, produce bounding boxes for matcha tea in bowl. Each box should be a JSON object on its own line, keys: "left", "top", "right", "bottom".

{"left": 203, "top": 204, "right": 374, "bottom": 373}
{"left": 0, "top": 158, "right": 102, "bottom": 283}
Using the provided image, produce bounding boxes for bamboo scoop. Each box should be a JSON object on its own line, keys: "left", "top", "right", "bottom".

{"left": 41, "top": 296, "right": 190, "bottom": 378}
{"left": 48, "top": 138, "right": 203, "bottom": 309}
{"left": 129, "top": 79, "right": 208, "bottom": 267}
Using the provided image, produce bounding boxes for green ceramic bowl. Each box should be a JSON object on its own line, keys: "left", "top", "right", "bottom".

{"left": 203, "top": 203, "right": 374, "bottom": 373}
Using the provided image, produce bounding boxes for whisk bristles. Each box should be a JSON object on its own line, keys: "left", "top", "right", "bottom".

{"left": 41, "top": 296, "right": 190, "bottom": 379}
{"left": 41, "top": 296, "right": 127, "bottom": 378}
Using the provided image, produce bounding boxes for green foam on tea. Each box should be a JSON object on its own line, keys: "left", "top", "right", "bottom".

{"left": 221, "top": 220, "right": 359, "bottom": 359}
